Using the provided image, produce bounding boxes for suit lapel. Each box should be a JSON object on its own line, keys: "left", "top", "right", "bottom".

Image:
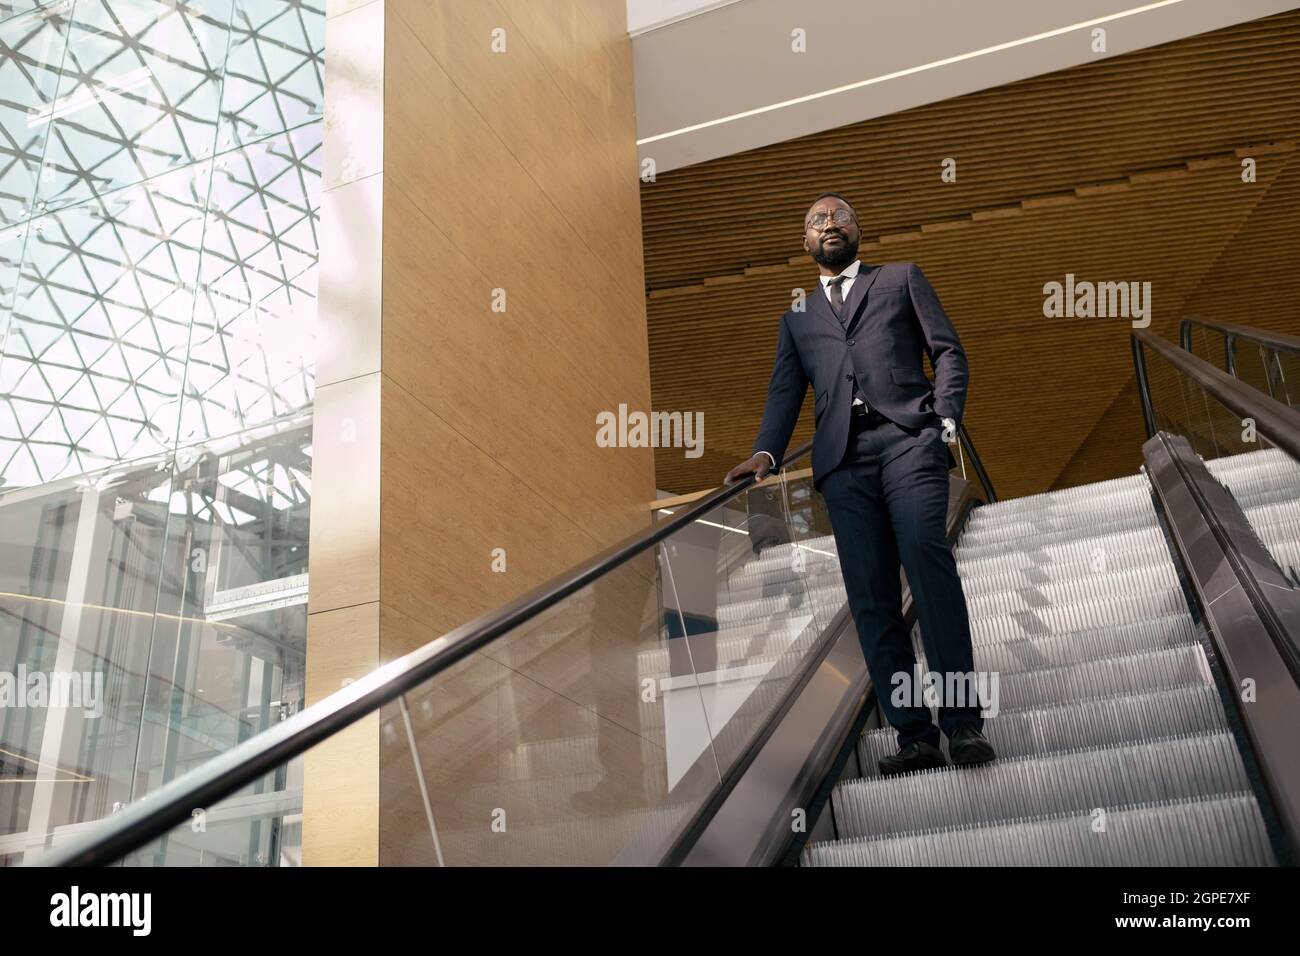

{"left": 843, "top": 263, "right": 880, "bottom": 336}
{"left": 805, "top": 263, "right": 881, "bottom": 336}
{"left": 807, "top": 277, "right": 843, "bottom": 334}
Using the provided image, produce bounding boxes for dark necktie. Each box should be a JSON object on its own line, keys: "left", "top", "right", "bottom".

{"left": 828, "top": 275, "right": 847, "bottom": 324}
{"left": 829, "top": 275, "right": 870, "bottom": 412}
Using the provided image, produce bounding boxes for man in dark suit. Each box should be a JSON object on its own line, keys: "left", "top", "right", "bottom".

{"left": 725, "top": 192, "right": 995, "bottom": 775}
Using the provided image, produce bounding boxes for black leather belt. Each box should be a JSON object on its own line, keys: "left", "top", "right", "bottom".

{"left": 850, "top": 404, "right": 884, "bottom": 426}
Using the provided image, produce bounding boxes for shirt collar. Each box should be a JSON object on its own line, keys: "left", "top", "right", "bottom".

{"left": 819, "top": 259, "right": 862, "bottom": 287}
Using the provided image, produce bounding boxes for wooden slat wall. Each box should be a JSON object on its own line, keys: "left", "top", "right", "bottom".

{"left": 641, "top": 10, "right": 1300, "bottom": 498}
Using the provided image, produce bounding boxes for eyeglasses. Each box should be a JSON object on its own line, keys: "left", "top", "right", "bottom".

{"left": 807, "top": 209, "right": 855, "bottom": 230}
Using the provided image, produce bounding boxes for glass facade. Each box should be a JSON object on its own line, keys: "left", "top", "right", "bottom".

{"left": 0, "top": 0, "right": 323, "bottom": 865}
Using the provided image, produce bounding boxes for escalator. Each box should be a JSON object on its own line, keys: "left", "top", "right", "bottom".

{"left": 32, "top": 322, "right": 1300, "bottom": 867}
{"left": 807, "top": 464, "right": 1279, "bottom": 866}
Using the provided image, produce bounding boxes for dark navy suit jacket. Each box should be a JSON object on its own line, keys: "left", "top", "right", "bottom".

{"left": 753, "top": 261, "right": 968, "bottom": 486}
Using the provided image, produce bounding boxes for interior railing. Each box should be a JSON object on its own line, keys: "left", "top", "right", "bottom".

{"left": 1134, "top": 326, "right": 1300, "bottom": 856}
{"left": 1131, "top": 327, "right": 1300, "bottom": 665}
{"left": 35, "top": 407, "right": 995, "bottom": 867}
{"left": 1179, "top": 316, "right": 1300, "bottom": 410}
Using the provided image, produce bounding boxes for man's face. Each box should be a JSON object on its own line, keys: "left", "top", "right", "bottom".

{"left": 803, "top": 197, "right": 860, "bottom": 270}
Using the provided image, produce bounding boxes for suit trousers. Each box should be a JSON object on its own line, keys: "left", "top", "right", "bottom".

{"left": 818, "top": 415, "right": 982, "bottom": 748}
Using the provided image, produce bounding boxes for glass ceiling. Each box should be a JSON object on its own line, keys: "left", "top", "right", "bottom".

{"left": 0, "top": 0, "right": 325, "bottom": 490}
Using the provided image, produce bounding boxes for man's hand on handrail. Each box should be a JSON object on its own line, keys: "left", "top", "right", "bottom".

{"left": 724, "top": 453, "right": 773, "bottom": 485}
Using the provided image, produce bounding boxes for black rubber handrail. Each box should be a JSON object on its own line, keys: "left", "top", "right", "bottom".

{"left": 37, "top": 441, "right": 820, "bottom": 866}
{"left": 1131, "top": 329, "right": 1300, "bottom": 463}
{"left": 1180, "top": 316, "right": 1300, "bottom": 378}
{"left": 957, "top": 422, "right": 997, "bottom": 503}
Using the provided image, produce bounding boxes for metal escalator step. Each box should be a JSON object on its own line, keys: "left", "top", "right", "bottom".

{"left": 962, "top": 484, "right": 1149, "bottom": 514}
{"left": 1242, "top": 502, "right": 1300, "bottom": 534}
{"left": 956, "top": 526, "right": 1166, "bottom": 569}
{"left": 963, "top": 565, "right": 1180, "bottom": 618}
{"left": 958, "top": 553, "right": 1177, "bottom": 596}
{"left": 731, "top": 548, "right": 842, "bottom": 581}
{"left": 967, "top": 473, "right": 1149, "bottom": 517}
{"left": 957, "top": 511, "right": 1156, "bottom": 552}
{"left": 638, "top": 626, "right": 808, "bottom": 678}
{"left": 913, "top": 616, "right": 1197, "bottom": 675}
{"left": 830, "top": 730, "right": 1247, "bottom": 841}
{"left": 979, "top": 643, "right": 1211, "bottom": 712}
{"left": 734, "top": 536, "right": 839, "bottom": 574}
{"left": 716, "top": 584, "right": 845, "bottom": 625}
{"left": 961, "top": 504, "right": 1154, "bottom": 540}
{"left": 964, "top": 485, "right": 1147, "bottom": 525}
{"left": 1219, "top": 477, "right": 1300, "bottom": 507}
{"left": 969, "top": 592, "right": 1190, "bottom": 640}
{"left": 803, "top": 792, "right": 1273, "bottom": 866}
{"left": 1272, "top": 540, "right": 1300, "bottom": 583}
{"left": 961, "top": 494, "right": 1154, "bottom": 539}
{"left": 1207, "top": 447, "right": 1299, "bottom": 478}
{"left": 857, "top": 683, "right": 1227, "bottom": 774}
{"left": 962, "top": 610, "right": 1194, "bottom": 649}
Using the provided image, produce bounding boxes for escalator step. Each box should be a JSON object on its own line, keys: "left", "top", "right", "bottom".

{"left": 958, "top": 553, "right": 1177, "bottom": 596}
{"left": 957, "top": 512, "right": 1157, "bottom": 553}
{"left": 968, "top": 473, "right": 1148, "bottom": 517}
{"left": 830, "top": 731, "right": 1247, "bottom": 841}
{"left": 803, "top": 793, "right": 1273, "bottom": 866}
{"left": 963, "top": 564, "right": 1180, "bottom": 617}
{"left": 857, "top": 683, "right": 1227, "bottom": 774}
{"left": 915, "top": 618, "right": 1198, "bottom": 675}
{"left": 956, "top": 526, "right": 1166, "bottom": 569}
{"left": 977, "top": 643, "right": 1211, "bottom": 712}
{"left": 970, "top": 592, "right": 1190, "bottom": 640}
{"left": 961, "top": 495, "right": 1155, "bottom": 540}
{"left": 964, "top": 610, "right": 1194, "bottom": 648}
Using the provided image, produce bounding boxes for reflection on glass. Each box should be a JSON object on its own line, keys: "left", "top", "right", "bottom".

{"left": 363, "top": 474, "right": 852, "bottom": 867}
{"left": 0, "top": 0, "right": 322, "bottom": 865}
{"left": 120, "top": 758, "right": 303, "bottom": 866}
{"left": 1182, "top": 322, "right": 1300, "bottom": 411}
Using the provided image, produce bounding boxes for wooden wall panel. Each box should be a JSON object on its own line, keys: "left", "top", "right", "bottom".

{"left": 382, "top": 11, "right": 650, "bottom": 408}
{"left": 306, "top": 0, "right": 651, "bottom": 866}
{"left": 380, "top": 173, "right": 649, "bottom": 548}
{"left": 302, "top": 602, "right": 379, "bottom": 867}
{"left": 372, "top": 0, "right": 654, "bottom": 866}
{"left": 379, "top": 377, "right": 607, "bottom": 641}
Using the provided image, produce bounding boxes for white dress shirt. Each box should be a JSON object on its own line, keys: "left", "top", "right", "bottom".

{"left": 820, "top": 258, "right": 862, "bottom": 303}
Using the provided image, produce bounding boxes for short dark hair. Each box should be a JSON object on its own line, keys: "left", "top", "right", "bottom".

{"left": 806, "top": 191, "right": 857, "bottom": 220}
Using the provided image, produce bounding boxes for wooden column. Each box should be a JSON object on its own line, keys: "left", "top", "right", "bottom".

{"left": 305, "top": 0, "right": 653, "bottom": 866}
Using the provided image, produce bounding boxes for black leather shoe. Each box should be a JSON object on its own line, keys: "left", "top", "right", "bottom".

{"left": 948, "top": 725, "right": 996, "bottom": 766}
{"left": 878, "top": 740, "right": 948, "bottom": 776}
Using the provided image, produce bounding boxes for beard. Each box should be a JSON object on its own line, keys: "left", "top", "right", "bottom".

{"left": 811, "top": 232, "right": 859, "bottom": 271}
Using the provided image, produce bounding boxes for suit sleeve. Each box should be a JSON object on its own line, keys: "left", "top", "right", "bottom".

{"left": 907, "top": 262, "right": 968, "bottom": 425}
{"left": 752, "top": 312, "right": 808, "bottom": 469}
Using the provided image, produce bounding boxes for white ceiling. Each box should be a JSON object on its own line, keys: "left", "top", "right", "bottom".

{"left": 631, "top": 0, "right": 1300, "bottom": 172}
{"left": 626, "top": 0, "right": 745, "bottom": 36}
